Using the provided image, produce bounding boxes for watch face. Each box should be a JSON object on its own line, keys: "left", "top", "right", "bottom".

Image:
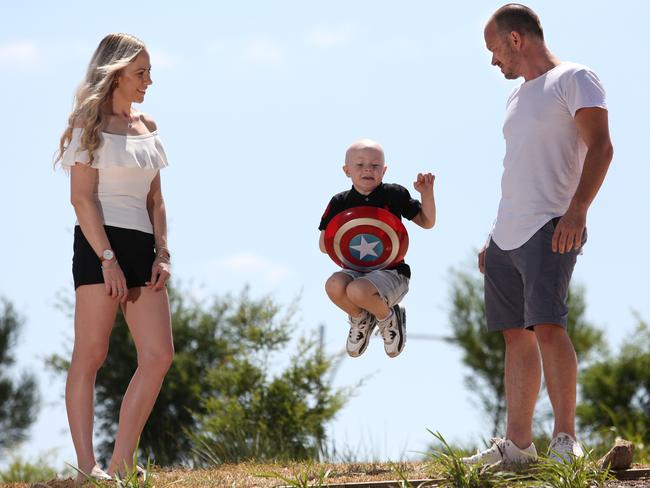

{"left": 102, "top": 249, "right": 115, "bottom": 261}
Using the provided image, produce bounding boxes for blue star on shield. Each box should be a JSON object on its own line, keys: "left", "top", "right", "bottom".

{"left": 349, "top": 234, "right": 384, "bottom": 262}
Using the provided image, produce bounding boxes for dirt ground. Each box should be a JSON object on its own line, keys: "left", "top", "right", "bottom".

{"left": 1, "top": 462, "right": 648, "bottom": 487}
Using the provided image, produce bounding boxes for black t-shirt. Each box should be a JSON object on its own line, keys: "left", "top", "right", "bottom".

{"left": 319, "top": 183, "right": 422, "bottom": 278}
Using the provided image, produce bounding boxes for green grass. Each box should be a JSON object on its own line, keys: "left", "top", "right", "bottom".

{"left": 530, "top": 449, "right": 614, "bottom": 488}
{"left": 424, "top": 430, "right": 528, "bottom": 487}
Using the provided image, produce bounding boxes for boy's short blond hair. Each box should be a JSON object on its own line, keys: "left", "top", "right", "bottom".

{"left": 345, "top": 139, "right": 385, "bottom": 165}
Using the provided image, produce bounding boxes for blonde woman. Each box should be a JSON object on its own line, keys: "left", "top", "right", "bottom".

{"left": 56, "top": 33, "right": 173, "bottom": 480}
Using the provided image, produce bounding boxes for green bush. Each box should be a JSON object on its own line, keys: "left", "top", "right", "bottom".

{"left": 0, "top": 453, "right": 58, "bottom": 483}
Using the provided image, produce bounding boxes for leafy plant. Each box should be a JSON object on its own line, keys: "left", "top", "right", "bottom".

{"left": 530, "top": 449, "right": 613, "bottom": 488}
{"left": 0, "top": 297, "right": 40, "bottom": 453}
{"left": 578, "top": 315, "right": 650, "bottom": 463}
{"left": 191, "top": 330, "right": 349, "bottom": 464}
{"left": 425, "top": 430, "right": 526, "bottom": 488}
{"left": 390, "top": 461, "right": 417, "bottom": 487}
{"left": 0, "top": 452, "right": 58, "bottom": 483}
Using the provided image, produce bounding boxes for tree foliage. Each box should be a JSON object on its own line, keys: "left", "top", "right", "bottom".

{"left": 446, "top": 264, "right": 606, "bottom": 436}
{"left": 192, "top": 334, "right": 345, "bottom": 464}
{"left": 0, "top": 298, "right": 40, "bottom": 452}
{"left": 577, "top": 314, "right": 650, "bottom": 458}
{"left": 0, "top": 453, "right": 58, "bottom": 483}
{"left": 48, "top": 286, "right": 348, "bottom": 466}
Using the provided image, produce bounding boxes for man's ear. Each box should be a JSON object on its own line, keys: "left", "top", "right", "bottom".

{"left": 382, "top": 165, "right": 388, "bottom": 176}
{"left": 342, "top": 164, "right": 350, "bottom": 177}
{"left": 510, "top": 31, "right": 522, "bottom": 49}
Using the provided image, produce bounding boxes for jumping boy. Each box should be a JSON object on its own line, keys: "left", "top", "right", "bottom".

{"left": 319, "top": 139, "right": 436, "bottom": 358}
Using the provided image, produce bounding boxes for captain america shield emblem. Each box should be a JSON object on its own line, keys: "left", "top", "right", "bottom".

{"left": 324, "top": 206, "right": 409, "bottom": 272}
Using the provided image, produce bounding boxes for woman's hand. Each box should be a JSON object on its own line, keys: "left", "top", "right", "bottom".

{"left": 101, "top": 261, "right": 128, "bottom": 302}
{"left": 146, "top": 258, "right": 170, "bottom": 291}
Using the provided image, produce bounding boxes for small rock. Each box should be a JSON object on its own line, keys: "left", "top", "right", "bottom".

{"left": 598, "top": 438, "right": 634, "bottom": 471}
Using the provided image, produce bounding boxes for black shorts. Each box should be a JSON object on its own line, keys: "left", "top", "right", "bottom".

{"left": 73, "top": 225, "right": 155, "bottom": 290}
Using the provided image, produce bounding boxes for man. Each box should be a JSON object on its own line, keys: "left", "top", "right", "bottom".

{"left": 464, "top": 4, "right": 613, "bottom": 465}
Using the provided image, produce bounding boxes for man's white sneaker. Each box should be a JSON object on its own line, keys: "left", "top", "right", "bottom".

{"left": 548, "top": 432, "right": 584, "bottom": 462}
{"left": 462, "top": 437, "right": 538, "bottom": 466}
{"left": 346, "top": 311, "right": 377, "bottom": 357}
{"left": 377, "top": 305, "right": 406, "bottom": 358}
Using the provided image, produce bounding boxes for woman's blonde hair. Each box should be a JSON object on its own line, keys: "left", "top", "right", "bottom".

{"left": 56, "top": 33, "right": 145, "bottom": 166}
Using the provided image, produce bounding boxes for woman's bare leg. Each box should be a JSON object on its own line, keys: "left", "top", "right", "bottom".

{"left": 107, "top": 287, "right": 173, "bottom": 474}
{"left": 66, "top": 284, "right": 119, "bottom": 479}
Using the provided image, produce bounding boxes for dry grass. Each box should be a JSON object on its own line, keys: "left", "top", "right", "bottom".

{"left": 0, "top": 461, "right": 430, "bottom": 488}
{"left": 2, "top": 462, "right": 648, "bottom": 488}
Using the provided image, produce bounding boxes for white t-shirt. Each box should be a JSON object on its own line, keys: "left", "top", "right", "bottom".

{"left": 491, "top": 62, "right": 607, "bottom": 250}
{"left": 61, "top": 128, "right": 168, "bottom": 234}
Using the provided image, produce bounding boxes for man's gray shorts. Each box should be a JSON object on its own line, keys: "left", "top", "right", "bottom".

{"left": 339, "top": 268, "right": 409, "bottom": 307}
{"left": 484, "top": 218, "right": 586, "bottom": 331}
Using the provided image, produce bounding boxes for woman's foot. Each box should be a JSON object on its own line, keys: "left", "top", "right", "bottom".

{"left": 108, "top": 464, "right": 148, "bottom": 480}
{"left": 75, "top": 464, "right": 112, "bottom": 483}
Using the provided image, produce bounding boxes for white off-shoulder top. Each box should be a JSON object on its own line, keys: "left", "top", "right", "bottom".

{"left": 61, "top": 128, "right": 168, "bottom": 234}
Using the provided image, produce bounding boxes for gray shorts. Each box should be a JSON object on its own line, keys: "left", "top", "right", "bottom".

{"left": 484, "top": 218, "right": 586, "bottom": 331}
{"left": 339, "top": 268, "right": 410, "bottom": 307}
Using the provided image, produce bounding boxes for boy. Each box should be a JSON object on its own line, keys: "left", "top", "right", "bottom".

{"left": 319, "top": 139, "right": 436, "bottom": 358}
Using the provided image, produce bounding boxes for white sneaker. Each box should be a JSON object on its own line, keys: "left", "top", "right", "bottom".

{"left": 377, "top": 305, "right": 406, "bottom": 358}
{"left": 548, "top": 432, "right": 584, "bottom": 462}
{"left": 462, "top": 437, "right": 538, "bottom": 466}
{"left": 346, "top": 311, "right": 376, "bottom": 357}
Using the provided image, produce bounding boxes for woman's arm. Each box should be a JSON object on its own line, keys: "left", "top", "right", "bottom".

{"left": 70, "top": 164, "right": 127, "bottom": 301}
{"left": 146, "top": 172, "right": 171, "bottom": 291}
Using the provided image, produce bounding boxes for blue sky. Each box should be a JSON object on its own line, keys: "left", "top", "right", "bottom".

{"left": 1, "top": 0, "right": 649, "bottom": 469}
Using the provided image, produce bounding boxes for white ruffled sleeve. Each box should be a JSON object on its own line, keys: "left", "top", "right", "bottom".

{"left": 60, "top": 128, "right": 90, "bottom": 167}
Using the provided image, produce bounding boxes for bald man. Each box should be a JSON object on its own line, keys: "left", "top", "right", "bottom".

{"left": 465, "top": 4, "right": 613, "bottom": 466}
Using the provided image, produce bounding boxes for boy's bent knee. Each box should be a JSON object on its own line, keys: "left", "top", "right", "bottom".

{"left": 345, "top": 279, "right": 376, "bottom": 304}
{"left": 325, "top": 273, "right": 352, "bottom": 298}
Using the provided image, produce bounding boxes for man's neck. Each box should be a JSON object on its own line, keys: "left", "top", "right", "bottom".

{"left": 521, "top": 48, "right": 561, "bottom": 82}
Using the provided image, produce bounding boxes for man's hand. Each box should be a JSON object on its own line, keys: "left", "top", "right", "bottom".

{"left": 413, "top": 173, "right": 435, "bottom": 194}
{"left": 550, "top": 106, "right": 612, "bottom": 254}
{"left": 551, "top": 209, "right": 586, "bottom": 253}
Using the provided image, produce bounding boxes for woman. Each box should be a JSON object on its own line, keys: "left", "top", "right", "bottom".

{"left": 56, "top": 33, "right": 173, "bottom": 480}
